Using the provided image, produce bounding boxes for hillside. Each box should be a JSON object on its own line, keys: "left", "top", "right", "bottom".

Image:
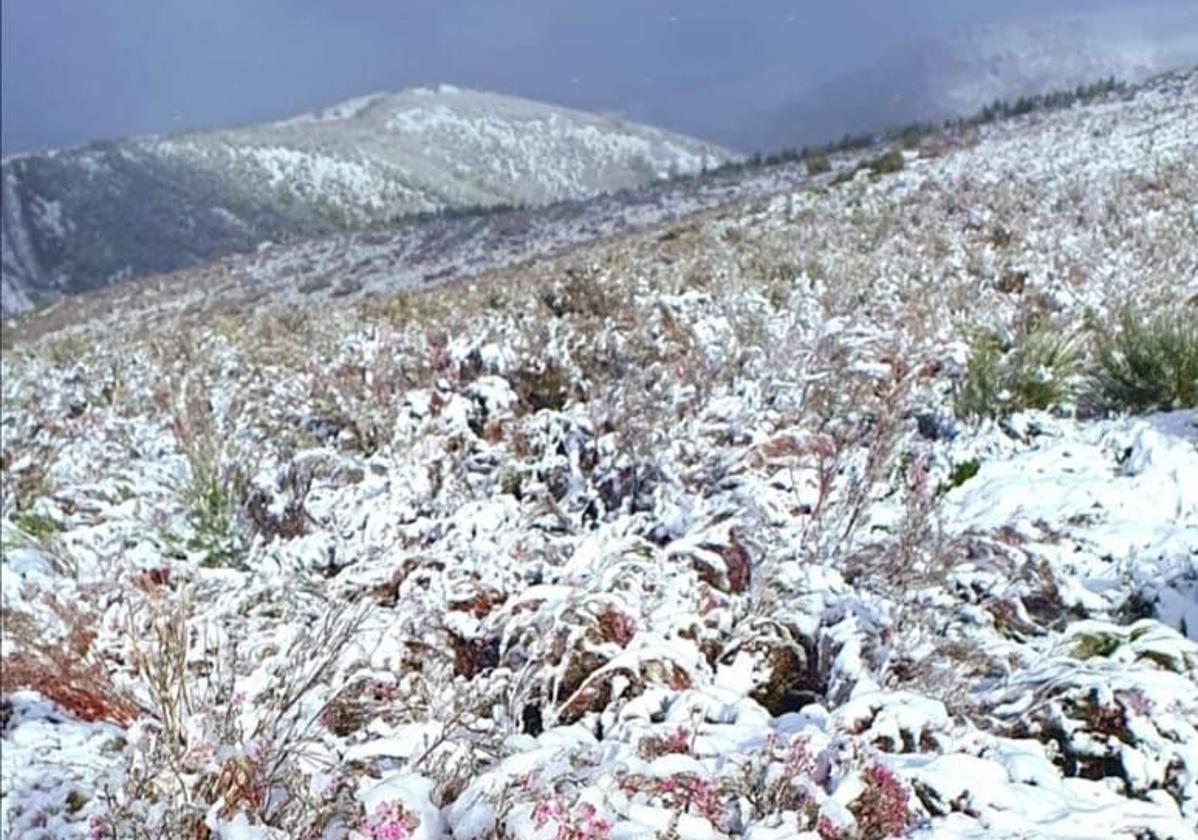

{"left": 1, "top": 69, "right": 1196, "bottom": 839}
{"left": 0, "top": 86, "right": 732, "bottom": 317}
{"left": 760, "top": 4, "right": 1198, "bottom": 148}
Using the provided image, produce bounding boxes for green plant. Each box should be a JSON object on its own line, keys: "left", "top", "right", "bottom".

{"left": 1005, "top": 329, "right": 1082, "bottom": 411}
{"left": 938, "top": 460, "right": 980, "bottom": 496}
{"left": 868, "top": 149, "right": 905, "bottom": 176}
{"left": 182, "top": 459, "right": 246, "bottom": 569}
{"left": 956, "top": 327, "right": 1081, "bottom": 420}
{"left": 170, "top": 381, "right": 249, "bottom": 568}
{"left": 13, "top": 510, "right": 57, "bottom": 541}
{"left": 1093, "top": 307, "right": 1198, "bottom": 413}
{"left": 956, "top": 333, "right": 1006, "bottom": 420}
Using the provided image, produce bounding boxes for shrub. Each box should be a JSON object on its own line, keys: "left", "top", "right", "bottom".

{"left": 956, "top": 328, "right": 1080, "bottom": 420}
{"left": 168, "top": 377, "right": 250, "bottom": 567}
{"left": 1004, "top": 328, "right": 1081, "bottom": 412}
{"left": 805, "top": 153, "right": 832, "bottom": 176}
{"left": 955, "top": 333, "right": 1006, "bottom": 420}
{"left": 96, "top": 594, "right": 370, "bottom": 837}
{"left": 868, "top": 149, "right": 905, "bottom": 176}
{"left": 1093, "top": 307, "right": 1198, "bottom": 413}
{"left": 851, "top": 764, "right": 914, "bottom": 839}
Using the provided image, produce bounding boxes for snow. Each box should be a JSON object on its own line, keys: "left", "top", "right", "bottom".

{"left": 2, "top": 68, "right": 1197, "bottom": 839}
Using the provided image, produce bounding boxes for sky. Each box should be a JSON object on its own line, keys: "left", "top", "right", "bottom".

{"left": 1, "top": 0, "right": 1152, "bottom": 154}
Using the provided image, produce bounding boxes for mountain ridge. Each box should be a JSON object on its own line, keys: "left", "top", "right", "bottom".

{"left": 1, "top": 86, "right": 733, "bottom": 317}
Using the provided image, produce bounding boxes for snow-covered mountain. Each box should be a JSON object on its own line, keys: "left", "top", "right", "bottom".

{"left": 762, "top": 4, "right": 1198, "bottom": 148}
{"left": 0, "top": 86, "right": 732, "bottom": 317}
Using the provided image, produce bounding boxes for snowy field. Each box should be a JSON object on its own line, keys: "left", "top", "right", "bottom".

{"left": 1, "top": 70, "right": 1196, "bottom": 838}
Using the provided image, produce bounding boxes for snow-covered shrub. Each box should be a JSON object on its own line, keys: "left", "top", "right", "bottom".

{"left": 956, "top": 326, "right": 1080, "bottom": 419}
{"left": 805, "top": 153, "right": 832, "bottom": 176}
{"left": 166, "top": 375, "right": 251, "bottom": 568}
{"left": 986, "top": 620, "right": 1198, "bottom": 820}
{"left": 1093, "top": 306, "right": 1198, "bottom": 413}
{"left": 867, "top": 149, "right": 905, "bottom": 176}
{"left": 94, "top": 591, "right": 369, "bottom": 837}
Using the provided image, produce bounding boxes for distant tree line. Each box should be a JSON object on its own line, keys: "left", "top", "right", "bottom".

{"left": 695, "top": 74, "right": 1128, "bottom": 179}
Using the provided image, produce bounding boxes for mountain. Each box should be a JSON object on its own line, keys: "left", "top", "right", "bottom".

{"left": 761, "top": 4, "right": 1198, "bottom": 148}
{"left": 0, "top": 86, "right": 732, "bottom": 317}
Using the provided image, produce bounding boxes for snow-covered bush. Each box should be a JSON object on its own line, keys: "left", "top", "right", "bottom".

{"left": 1093, "top": 306, "right": 1198, "bottom": 413}
{"left": 956, "top": 326, "right": 1080, "bottom": 420}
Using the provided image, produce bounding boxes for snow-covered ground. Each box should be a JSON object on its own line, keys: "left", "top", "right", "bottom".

{"left": 1, "top": 70, "right": 1196, "bottom": 838}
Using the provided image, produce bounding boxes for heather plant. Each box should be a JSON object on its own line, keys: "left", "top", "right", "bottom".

{"left": 1092, "top": 306, "right": 1198, "bottom": 413}
{"left": 531, "top": 798, "right": 613, "bottom": 840}
{"left": 851, "top": 764, "right": 914, "bottom": 839}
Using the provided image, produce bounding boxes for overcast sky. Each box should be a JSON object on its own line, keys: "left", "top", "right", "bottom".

{"left": 1, "top": 1, "right": 1153, "bottom": 154}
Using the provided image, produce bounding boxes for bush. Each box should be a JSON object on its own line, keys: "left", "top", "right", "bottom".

{"left": 1005, "top": 328, "right": 1082, "bottom": 412}
{"left": 805, "top": 153, "right": 832, "bottom": 176}
{"left": 956, "top": 333, "right": 1006, "bottom": 420}
{"left": 0, "top": 598, "right": 142, "bottom": 726}
{"left": 168, "top": 378, "right": 250, "bottom": 567}
{"left": 956, "top": 327, "right": 1080, "bottom": 420}
{"left": 868, "top": 149, "right": 905, "bottom": 176}
{"left": 1093, "top": 307, "right": 1198, "bottom": 413}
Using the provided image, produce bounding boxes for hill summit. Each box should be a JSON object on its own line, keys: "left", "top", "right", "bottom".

{"left": 1, "top": 86, "right": 732, "bottom": 316}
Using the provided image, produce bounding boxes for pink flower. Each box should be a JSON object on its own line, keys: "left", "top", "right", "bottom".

{"left": 816, "top": 815, "right": 844, "bottom": 840}
{"left": 361, "top": 800, "right": 420, "bottom": 840}
{"left": 665, "top": 727, "right": 691, "bottom": 754}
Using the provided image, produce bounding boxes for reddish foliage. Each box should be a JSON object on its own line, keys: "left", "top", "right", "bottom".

{"left": 595, "top": 608, "right": 636, "bottom": 647}
{"left": 134, "top": 566, "right": 173, "bottom": 591}
{"left": 203, "top": 754, "right": 267, "bottom": 820}
{"left": 1, "top": 598, "right": 141, "bottom": 727}
{"left": 722, "top": 529, "right": 752, "bottom": 595}
{"left": 852, "top": 764, "right": 914, "bottom": 839}
{"left": 449, "top": 588, "right": 508, "bottom": 619}
{"left": 448, "top": 633, "right": 499, "bottom": 679}
{"left": 2, "top": 653, "right": 140, "bottom": 726}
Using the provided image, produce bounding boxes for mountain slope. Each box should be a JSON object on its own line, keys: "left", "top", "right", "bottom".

{"left": 762, "top": 4, "right": 1198, "bottom": 147}
{"left": 0, "top": 86, "right": 732, "bottom": 317}
{"left": 2, "top": 69, "right": 1196, "bottom": 838}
